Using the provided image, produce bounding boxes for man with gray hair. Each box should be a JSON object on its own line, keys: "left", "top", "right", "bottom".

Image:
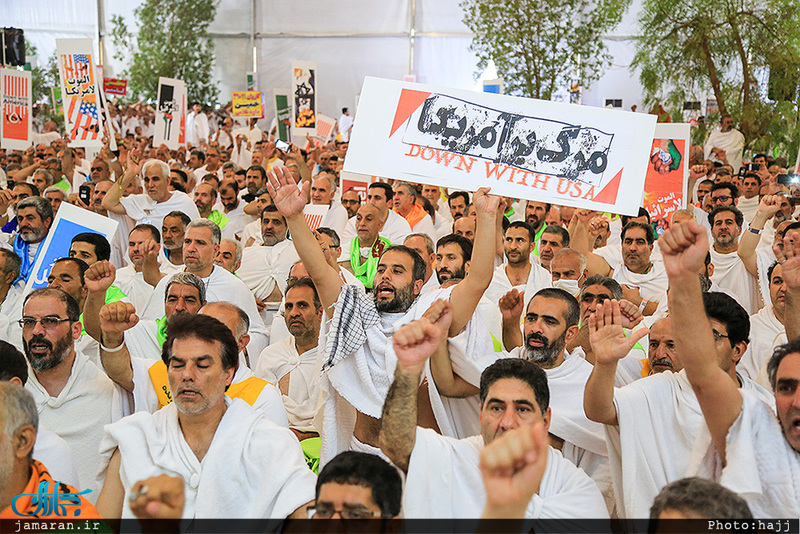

{"left": 215, "top": 238, "right": 242, "bottom": 273}
{"left": 31, "top": 168, "right": 54, "bottom": 194}
{"left": 142, "top": 219, "right": 270, "bottom": 357}
{"left": 21, "top": 288, "right": 128, "bottom": 492}
{"left": 310, "top": 172, "right": 348, "bottom": 236}
{"left": 0, "top": 382, "right": 100, "bottom": 517}
{"left": 393, "top": 182, "right": 436, "bottom": 239}
{"left": 102, "top": 156, "right": 200, "bottom": 233}
{"left": 13, "top": 196, "right": 53, "bottom": 283}
{"left": 43, "top": 185, "right": 66, "bottom": 214}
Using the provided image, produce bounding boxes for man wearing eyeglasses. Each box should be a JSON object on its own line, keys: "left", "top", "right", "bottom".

{"left": 20, "top": 288, "right": 128, "bottom": 494}
{"left": 583, "top": 291, "right": 773, "bottom": 518}
{"left": 708, "top": 205, "right": 759, "bottom": 314}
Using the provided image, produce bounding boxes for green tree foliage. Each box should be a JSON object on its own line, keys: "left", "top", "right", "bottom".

{"left": 110, "top": 0, "right": 219, "bottom": 104}
{"left": 26, "top": 40, "right": 64, "bottom": 130}
{"left": 461, "top": 0, "right": 630, "bottom": 100}
{"left": 633, "top": 0, "right": 800, "bottom": 155}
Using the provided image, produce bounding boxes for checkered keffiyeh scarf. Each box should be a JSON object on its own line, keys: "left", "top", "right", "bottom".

{"left": 322, "top": 284, "right": 381, "bottom": 372}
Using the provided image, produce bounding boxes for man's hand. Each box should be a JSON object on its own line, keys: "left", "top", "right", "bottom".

{"left": 472, "top": 187, "right": 500, "bottom": 216}
{"left": 393, "top": 299, "right": 451, "bottom": 375}
{"left": 480, "top": 422, "right": 548, "bottom": 519}
{"left": 85, "top": 260, "right": 116, "bottom": 294}
{"left": 617, "top": 299, "right": 644, "bottom": 330}
{"left": 588, "top": 300, "right": 649, "bottom": 366}
{"left": 141, "top": 239, "right": 160, "bottom": 265}
{"left": 499, "top": 289, "right": 525, "bottom": 322}
{"left": 129, "top": 474, "right": 185, "bottom": 520}
{"left": 0, "top": 189, "right": 13, "bottom": 214}
{"left": 620, "top": 284, "right": 642, "bottom": 305}
{"left": 126, "top": 147, "right": 144, "bottom": 176}
{"left": 755, "top": 194, "right": 781, "bottom": 221}
{"left": 659, "top": 219, "right": 709, "bottom": 280}
{"left": 100, "top": 301, "right": 139, "bottom": 336}
{"left": 266, "top": 165, "right": 309, "bottom": 218}
{"left": 776, "top": 230, "right": 800, "bottom": 290}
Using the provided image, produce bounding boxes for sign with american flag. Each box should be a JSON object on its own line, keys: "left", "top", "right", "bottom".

{"left": 314, "top": 113, "right": 336, "bottom": 143}
{"left": 56, "top": 39, "right": 102, "bottom": 147}
{"left": 303, "top": 204, "right": 329, "bottom": 231}
{"left": 1, "top": 69, "right": 32, "bottom": 150}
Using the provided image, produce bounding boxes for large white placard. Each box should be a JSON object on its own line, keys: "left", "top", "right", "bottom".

{"left": 343, "top": 77, "right": 657, "bottom": 215}
{"left": 154, "top": 77, "right": 186, "bottom": 150}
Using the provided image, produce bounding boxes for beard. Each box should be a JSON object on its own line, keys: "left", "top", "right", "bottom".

{"left": 523, "top": 329, "right": 567, "bottom": 368}
{"left": 436, "top": 265, "right": 465, "bottom": 284}
{"left": 373, "top": 280, "right": 416, "bottom": 313}
{"left": 714, "top": 232, "right": 736, "bottom": 248}
{"left": 24, "top": 333, "right": 72, "bottom": 372}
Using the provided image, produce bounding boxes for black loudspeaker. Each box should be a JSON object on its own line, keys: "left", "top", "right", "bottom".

{"left": 1, "top": 28, "right": 25, "bottom": 67}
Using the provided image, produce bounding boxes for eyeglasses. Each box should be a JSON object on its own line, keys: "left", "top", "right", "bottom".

{"left": 91, "top": 166, "right": 105, "bottom": 172}
{"left": 18, "top": 316, "right": 72, "bottom": 330}
{"left": 711, "top": 195, "right": 732, "bottom": 203}
{"left": 306, "top": 505, "right": 382, "bottom": 520}
{"left": 711, "top": 330, "right": 729, "bottom": 343}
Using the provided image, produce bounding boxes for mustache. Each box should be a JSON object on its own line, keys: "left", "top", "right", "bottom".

{"left": 651, "top": 357, "right": 673, "bottom": 368}
{"left": 526, "top": 332, "right": 549, "bottom": 346}
{"left": 27, "top": 334, "right": 53, "bottom": 351}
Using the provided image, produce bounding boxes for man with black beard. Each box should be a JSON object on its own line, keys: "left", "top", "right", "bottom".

{"left": 502, "top": 287, "right": 616, "bottom": 512}
{"left": 435, "top": 234, "right": 472, "bottom": 284}
{"left": 268, "top": 167, "right": 499, "bottom": 463}
{"left": 20, "top": 288, "right": 126, "bottom": 492}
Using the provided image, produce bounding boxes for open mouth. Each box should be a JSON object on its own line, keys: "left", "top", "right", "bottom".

{"left": 375, "top": 284, "right": 395, "bottom": 299}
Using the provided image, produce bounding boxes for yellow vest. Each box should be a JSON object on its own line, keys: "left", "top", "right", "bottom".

{"left": 147, "top": 361, "right": 268, "bottom": 408}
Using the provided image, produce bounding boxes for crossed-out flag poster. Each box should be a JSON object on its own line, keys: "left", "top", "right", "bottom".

{"left": 343, "top": 77, "right": 657, "bottom": 215}
{"left": 155, "top": 77, "right": 186, "bottom": 150}
{"left": 314, "top": 114, "right": 336, "bottom": 143}
{"left": 24, "top": 202, "right": 118, "bottom": 293}
{"left": 232, "top": 91, "right": 264, "bottom": 118}
{"left": 303, "top": 204, "right": 328, "bottom": 231}
{"left": 292, "top": 61, "right": 317, "bottom": 138}
{"left": 340, "top": 171, "right": 375, "bottom": 202}
{"left": 642, "top": 123, "right": 690, "bottom": 234}
{"left": 56, "top": 39, "right": 102, "bottom": 148}
{"left": 273, "top": 89, "right": 292, "bottom": 142}
{"left": 1, "top": 69, "right": 32, "bottom": 150}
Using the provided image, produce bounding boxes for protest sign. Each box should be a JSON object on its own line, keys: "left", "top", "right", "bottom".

{"left": 292, "top": 61, "right": 317, "bottom": 138}
{"left": 155, "top": 77, "right": 186, "bottom": 150}
{"left": 24, "top": 202, "right": 119, "bottom": 293}
{"left": 343, "top": 77, "right": 657, "bottom": 215}
{"left": 340, "top": 170, "right": 375, "bottom": 202}
{"left": 56, "top": 39, "right": 102, "bottom": 147}
{"left": 1, "top": 69, "right": 32, "bottom": 150}
{"left": 315, "top": 114, "right": 336, "bottom": 143}
{"left": 246, "top": 72, "right": 257, "bottom": 91}
{"left": 232, "top": 91, "right": 263, "bottom": 118}
{"left": 273, "top": 89, "right": 292, "bottom": 142}
{"left": 642, "top": 123, "right": 690, "bottom": 235}
{"left": 51, "top": 86, "right": 63, "bottom": 115}
{"left": 103, "top": 77, "right": 127, "bottom": 96}
{"left": 303, "top": 204, "right": 328, "bottom": 231}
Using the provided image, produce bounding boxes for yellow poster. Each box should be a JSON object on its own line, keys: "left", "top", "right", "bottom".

{"left": 232, "top": 91, "right": 263, "bottom": 118}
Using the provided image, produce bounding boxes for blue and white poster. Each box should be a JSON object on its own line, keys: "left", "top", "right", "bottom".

{"left": 24, "top": 202, "right": 118, "bottom": 292}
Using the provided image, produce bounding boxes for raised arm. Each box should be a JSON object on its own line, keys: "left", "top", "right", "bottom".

{"left": 571, "top": 209, "right": 612, "bottom": 276}
{"left": 83, "top": 261, "right": 117, "bottom": 342}
{"left": 103, "top": 148, "right": 143, "bottom": 215}
{"left": 584, "top": 299, "right": 649, "bottom": 426}
{"left": 425, "top": 299, "right": 479, "bottom": 398}
{"left": 98, "top": 301, "right": 140, "bottom": 392}
{"left": 499, "top": 289, "right": 524, "bottom": 351}
{"left": 777, "top": 230, "right": 800, "bottom": 340}
{"left": 379, "top": 310, "right": 448, "bottom": 472}
{"left": 662, "top": 220, "right": 742, "bottom": 460}
{"left": 267, "top": 165, "right": 343, "bottom": 314}
{"left": 738, "top": 195, "right": 780, "bottom": 276}
{"left": 140, "top": 238, "right": 166, "bottom": 287}
{"left": 447, "top": 188, "right": 500, "bottom": 336}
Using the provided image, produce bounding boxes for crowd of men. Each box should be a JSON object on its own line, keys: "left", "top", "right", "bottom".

{"left": 0, "top": 110, "right": 798, "bottom": 524}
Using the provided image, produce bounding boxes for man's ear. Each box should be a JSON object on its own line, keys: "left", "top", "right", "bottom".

{"left": 13, "top": 425, "right": 36, "bottom": 460}
{"left": 464, "top": 260, "right": 471, "bottom": 275}
{"left": 732, "top": 341, "right": 747, "bottom": 365}
{"left": 541, "top": 407, "right": 551, "bottom": 434}
{"left": 413, "top": 278, "right": 424, "bottom": 296}
{"left": 707, "top": 263, "right": 715, "bottom": 277}
{"left": 565, "top": 324, "right": 580, "bottom": 345}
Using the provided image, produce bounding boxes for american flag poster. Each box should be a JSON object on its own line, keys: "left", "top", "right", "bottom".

{"left": 155, "top": 77, "right": 186, "bottom": 150}
{"left": 56, "top": 39, "right": 102, "bottom": 147}
{"left": 314, "top": 114, "right": 336, "bottom": 143}
{"left": 303, "top": 204, "right": 329, "bottom": 231}
{"left": 1, "top": 69, "right": 32, "bottom": 150}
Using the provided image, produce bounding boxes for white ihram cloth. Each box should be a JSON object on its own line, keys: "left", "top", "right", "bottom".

{"left": 483, "top": 262, "right": 551, "bottom": 342}
{"left": 756, "top": 246, "right": 777, "bottom": 307}
{"left": 318, "top": 285, "right": 493, "bottom": 464}
{"left": 704, "top": 127, "right": 745, "bottom": 171}
{"left": 403, "top": 428, "right": 608, "bottom": 519}
{"left": 337, "top": 210, "right": 411, "bottom": 261}
{"left": 25, "top": 351, "right": 129, "bottom": 495}
{"left": 119, "top": 191, "right": 201, "bottom": 234}
{"left": 114, "top": 265, "right": 156, "bottom": 313}
{"left": 34, "top": 429, "right": 80, "bottom": 489}
{"left": 737, "top": 195, "right": 760, "bottom": 223}
{"left": 508, "top": 347, "right": 613, "bottom": 511}
{"left": 688, "top": 390, "right": 799, "bottom": 518}
{"left": 318, "top": 201, "right": 349, "bottom": 237}
{"left": 608, "top": 369, "right": 773, "bottom": 518}
{"left": 143, "top": 265, "right": 269, "bottom": 357}
{"left": 710, "top": 248, "right": 761, "bottom": 314}
{"left": 739, "top": 305, "right": 786, "bottom": 390}
{"left": 98, "top": 399, "right": 316, "bottom": 519}
{"left": 612, "top": 261, "right": 669, "bottom": 303}
{"left": 255, "top": 336, "right": 321, "bottom": 432}
{"left": 236, "top": 240, "right": 300, "bottom": 324}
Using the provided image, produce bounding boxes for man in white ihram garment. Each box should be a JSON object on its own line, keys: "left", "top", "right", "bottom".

{"left": 95, "top": 313, "right": 314, "bottom": 519}
{"left": 662, "top": 220, "right": 800, "bottom": 518}
{"left": 704, "top": 114, "right": 745, "bottom": 172}
{"left": 378, "top": 309, "right": 607, "bottom": 519}
{"left": 584, "top": 285, "right": 773, "bottom": 517}
{"left": 707, "top": 205, "right": 760, "bottom": 314}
